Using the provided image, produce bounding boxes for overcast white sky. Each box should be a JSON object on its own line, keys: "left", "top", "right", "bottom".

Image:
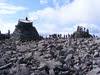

{"left": 0, "top": 0, "right": 100, "bottom": 36}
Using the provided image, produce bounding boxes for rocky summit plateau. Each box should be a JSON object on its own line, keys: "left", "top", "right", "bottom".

{"left": 0, "top": 37, "right": 100, "bottom": 75}
{"left": 0, "top": 18, "right": 99, "bottom": 75}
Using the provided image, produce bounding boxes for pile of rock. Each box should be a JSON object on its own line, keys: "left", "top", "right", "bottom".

{"left": 0, "top": 38, "right": 100, "bottom": 75}
{"left": 72, "top": 31, "right": 92, "bottom": 38}
{"left": 72, "top": 26, "right": 92, "bottom": 38}
{"left": 0, "top": 34, "right": 10, "bottom": 40}
{"left": 11, "top": 18, "right": 41, "bottom": 41}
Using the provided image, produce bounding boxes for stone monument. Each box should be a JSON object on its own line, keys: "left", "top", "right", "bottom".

{"left": 12, "top": 18, "right": 41, "bottom": 41}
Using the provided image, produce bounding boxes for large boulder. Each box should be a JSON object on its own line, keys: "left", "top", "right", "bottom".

{"left": 71, "top": 28, "right": 92, "bottom": 38}
{"left": 0, "top": 34, "right": 10, "bottom": 40}
{"left": 11, "top": 19, "right": 41, "bottom": 41}
{"left": 72, "top": 31, "right": 92, "bottom": 38}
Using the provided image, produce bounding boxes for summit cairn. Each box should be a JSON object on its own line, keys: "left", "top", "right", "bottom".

{"left": 12, "top": 17, "right": 41, "bottom": 41}
{"left": 71, "top": 26, "right": 92, "bottom": 38}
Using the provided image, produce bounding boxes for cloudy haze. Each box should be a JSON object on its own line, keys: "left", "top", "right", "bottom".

{"left": 0, "top": 0, "right": 100, "bottom": 36}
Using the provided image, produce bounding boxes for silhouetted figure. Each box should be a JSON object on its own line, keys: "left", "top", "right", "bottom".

{"left": 66, "top": 34, "right": 67, "bottom": 38}
{"left": 86, "top": 29, "right": 89, "bottom": 34}
{"left": 80, "top": 26, "right": 83, "bottom": 32}
{"left": 49, "top": 35, "right": 52, "bottom": 38}
{"left": 46, "top": 36, "right": 47, "bottom": 39}
{"left": 93, "top": 34, "right": 95, "bottom": 38}
{"left": 58, "top": 34, "right": 60, "bottom": 38}
{"left": 8, "top": 30, "right": 10, "bottom": 35}
{"left": 68, "top": 33, "right": 70, "bottom": 37}
{"left": 77, "top": 26, "right": 79, "bottom": 31}
{"left": 60, "top": 34, "right": 62, "bottom": 38}
{"left": 84, "top": 27, "right": 86, "bottom": 32}
{"left": 64, "top": 34, "right": 65, "bottom": 38}
{"left": 7, "top": 30, "right": 10, "bottom": 38}
{"left": 26, "top": 17, "right": 28, "bottom": 20}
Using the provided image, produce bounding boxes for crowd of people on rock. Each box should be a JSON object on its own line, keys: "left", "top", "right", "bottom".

{"left": 77, "top": 26, "right": 89, "bottom": 34}
{"left": 0, "top": 30, "right": 10, "bottom": 40}
{"left": 0, "top": 25, "right": 97, "bottom": 40}
{"left": 46, "top": 33, "right": 73, "bottom": 39}
{"left": 43, "top": 26, "right": 97, "bottom": 39}
{"left": 0, "top": 30, "right": 10, "bottom": 35}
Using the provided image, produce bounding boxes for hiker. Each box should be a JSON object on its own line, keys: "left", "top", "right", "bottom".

{"left": 60, "top": 34, "right": 62, "bottom": 38}
{"left": 64, "top": 34, "right": 65, "bottom": 38}
{"left": 50, "top": 35, "right": 52, "bottom": 38}
{"left": 77, "top": 26, "right": 79, "bottom": 31}
{"left": 26, "top": 17, "right": 28, "bottom": 20}
{"left": 86, "top": 29, "right": 89, "bottom": 34}
{"left": 93, "top": 34, "right": 95, "bottom": 38}
{"left": 84, "top": 27, "right": 86, "bottom": 32}
{"left": 57, "top": 34, "right": 59, "bottom": 39}
{"left": 8, "top": 30, "right": 10, "bottom": 38}
{"left": 66, "top": 34, "right": 67, "bottom": 38}
{"left": 8, "top": 30, "right": 10, "bottom": 35}
{"left": 49, "top": 35, "right": 51, "bottom": 38}
{"left": 46, "top": 36, "right": 47, "bottom": 39}
{"left": 68, "top": 33, "right": 70, "bottom": 37}
{"left": 80, "top": 26, "right": 83, "bottom": 32}
{"left": 0, "top": 30, "right": 1, "bottom": 35}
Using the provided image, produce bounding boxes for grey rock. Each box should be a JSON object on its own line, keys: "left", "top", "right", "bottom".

{"left": 0, "top": 63, "right": 12, "bottom": 70}
{"left": 39, "top": 70, "right": 48, "bottom": 75}
{"left": 59, "top": 50, "right": 65, "bottom": 56}
{"left": 93, "top": 60, "right": 100, "bottom": 65}
{"left": 5, "top": 51, "right": 12, "bottom": 55}
{"left": 73, "top": 65, "right": 80, "bottom": 70}
{"left": 65, "top": 48, "right": 74, "bottom": 56}
{"left": 0, "top": 59, "right": 6, "bottom": 67}
{"left": 60, "top": 71, "right": 68, "bottom": 75}
{"left": 94, "top": 51, "right": 99, "bottom": 57}
{"left": 65, "top": 54, "right": 73, "bottom": 66}
{"left": 38, "top": 64, "right": 46, "bottom": 71}
{"left": 24, "top": 52, "right": 33, "bottom": 61}
{"left": 31, "top": 72, "right": 35, "bottom": 75}
{"left": 56, "top": 45, "right": 63, "bottom": 50}
{"left": 10, "top": 64, "right": 30, "bottom": 75}
{"left": 48, "top": 44, "right": 56, "bottom": 48}
{"left": 62, "top": 64, "right": 69, "bottom": 71}
{"left": 87, "top": 68, "right": 100, "bottom": 75}
{"left": 49, "top": 69, "right": 55, "bottom": 75}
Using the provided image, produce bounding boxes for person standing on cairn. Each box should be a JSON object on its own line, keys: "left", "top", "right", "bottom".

{"left": 26, "top": 17, "right": 28, "bottom": 20}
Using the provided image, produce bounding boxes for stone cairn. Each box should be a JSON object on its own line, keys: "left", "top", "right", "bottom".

{"left": 11, "top": 17, "right": 41, "bottom": 41}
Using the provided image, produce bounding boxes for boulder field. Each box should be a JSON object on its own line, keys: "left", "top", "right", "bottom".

{"left": 0, "top": 38, "right": 100, "bottom": 75}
